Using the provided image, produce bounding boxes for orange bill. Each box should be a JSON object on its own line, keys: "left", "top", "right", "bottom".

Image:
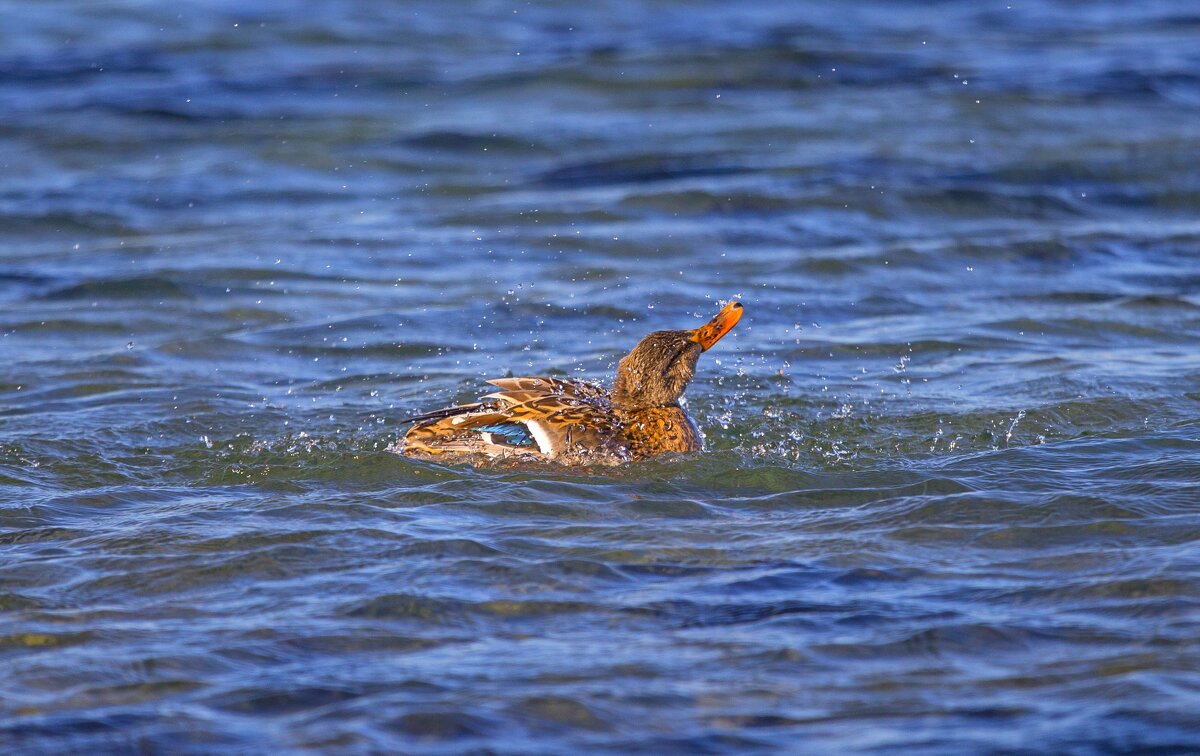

{"left": 688, "top": 301, "right": 743, "bottom": 351}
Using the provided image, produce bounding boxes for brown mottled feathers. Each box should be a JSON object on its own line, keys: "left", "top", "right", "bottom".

{"left": 400, "top": 376, "right": 705, "bottom": 463}
{"left": 618, "top": 406, "right": 702, "bottom": 458}
{"left": 397, "top": 302, "right": 741, "bottom": 465}
{"left": 485, "top": 376, "right": 610, "bottom": 401}
{"left": 400, "top": 377, "right": 630, "bottom": 464}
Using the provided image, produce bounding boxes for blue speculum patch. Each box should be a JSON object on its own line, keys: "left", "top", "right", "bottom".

{"left": 477, "top": 423, "right": 536, "bottom": 447}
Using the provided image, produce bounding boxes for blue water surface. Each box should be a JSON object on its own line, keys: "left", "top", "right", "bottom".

{"left": 2, "top": 1, "right": 1200, "bottom": 752}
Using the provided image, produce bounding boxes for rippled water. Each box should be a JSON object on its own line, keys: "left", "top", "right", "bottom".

{"left": 3, "top": 1, "right": 1200, "bottom": 751}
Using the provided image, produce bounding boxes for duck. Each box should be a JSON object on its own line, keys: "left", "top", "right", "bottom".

{"left": 396, "top": 300, "right": 743, "bottom": 465}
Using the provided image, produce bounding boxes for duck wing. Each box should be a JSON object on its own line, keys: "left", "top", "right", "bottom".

{"left": 486, "top": 376, "right": 609, "bottom": 401}
{"left": 398, "top": 402, "right": 488, "bottom": 425}
{"left": 399, "top": 377, "right": 625, "bottom": 463}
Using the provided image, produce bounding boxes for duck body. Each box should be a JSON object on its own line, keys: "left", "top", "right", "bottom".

{"left": 397, "top": 302, "right": 742, "bottom": 466}
{"left": 399, "top": 376, "right": 631, "bottom": 464}
{"left": 617, "top": 405, "right": 702, "bottom": 460}
{"left": 399, "top": 376, "right": 700, "bottom": 464}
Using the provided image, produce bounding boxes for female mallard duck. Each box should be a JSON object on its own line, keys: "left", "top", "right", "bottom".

{"left": 397, "top": 300, "right": 743, "bottom": 465}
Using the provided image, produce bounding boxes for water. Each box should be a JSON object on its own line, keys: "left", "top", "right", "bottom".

{"left": 3, "top": 1, "right": 1200, "bottom": 751}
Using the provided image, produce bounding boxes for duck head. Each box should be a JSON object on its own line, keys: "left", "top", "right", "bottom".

{"left": 611, "top": 301, "right": 743, "bottom": 410}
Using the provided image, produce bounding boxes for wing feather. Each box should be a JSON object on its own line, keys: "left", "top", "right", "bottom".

{"left": 487, "top": 376, "right": 609, "bottom": 401}
{"left": 399, "top": 376, "right": 622, "bottom": 462}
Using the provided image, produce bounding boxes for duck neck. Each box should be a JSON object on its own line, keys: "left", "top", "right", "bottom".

{"left": 613, "top": 399, "right": 680, "bottom": 419}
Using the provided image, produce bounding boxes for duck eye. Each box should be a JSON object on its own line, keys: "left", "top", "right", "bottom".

{"left": 669, "top": 343, "right": 693, "bottom": 368}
